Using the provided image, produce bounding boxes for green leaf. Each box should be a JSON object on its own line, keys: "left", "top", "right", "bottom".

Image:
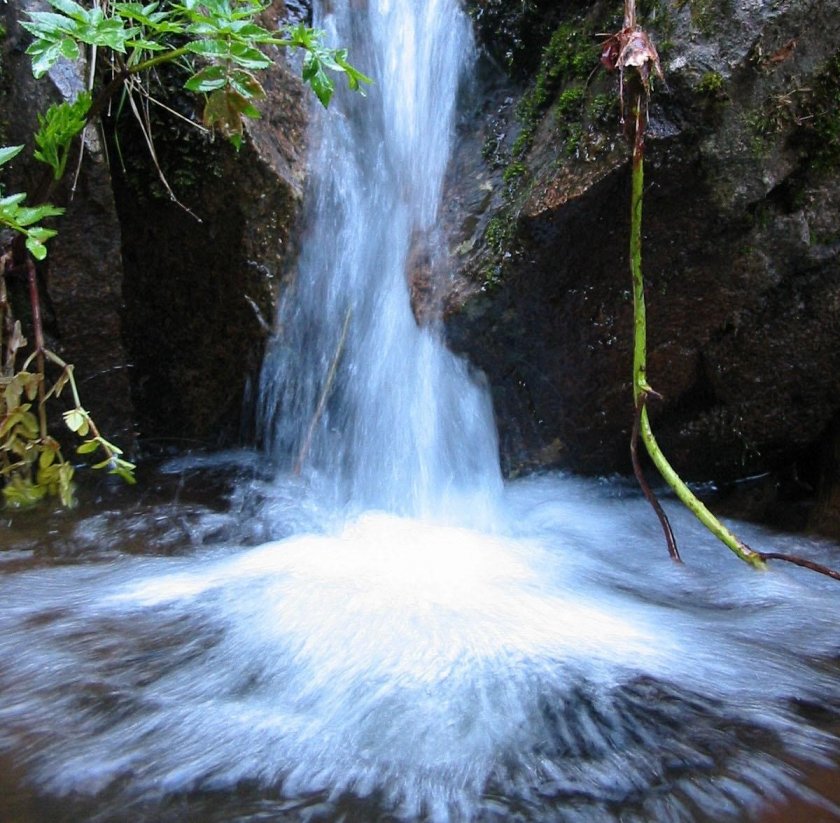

{"left": 63, "top": 407, "right": 89, "bottom": 434}
{"left": 3, "top": 476, "right": 48, "bottom": 508}
{"left": 76, "top": 438, "right": 101, "bottom": 454}
{"left": 25, "top": 236, "right": 48, "bottom": 260}
{"left": 60, "top": 36, "right": 81, "bottom": 59}
{"left": 0, "top": 192, "right": 28, "bottom": 208}
{"left": 33, "top": 92, "right": 92, "bottom": 180}
{"left": 228, "top": 69, "right": 265, "bottom": 100}
{"left": 0, "top": 145, "right": 24, "bottom": 166}
{"left": 302, "top": 53, "right": 334, "bottom": 108}
{"left": 185, "top": 38, "right": 231, "bottom": 57}
{"left": 26, "top": 40, "right": 65, "bottom": 79}
{"left": 110, "top": 459, "right": 137, "bottom": 484}
{"left": 185, "top": 64, "right": 228, "bottom": 93}
{"left": 39, "top": 447, "right": 56, "bottom": 470}
{"left": 229, "top": 41, "right": 270, "bottom": 70}
{"left": 47, "top": 0, "right": 90, "bottom": 23}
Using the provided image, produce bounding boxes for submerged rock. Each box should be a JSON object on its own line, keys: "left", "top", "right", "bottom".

{"left": 447, "top": 0, "right": 840, "bottom": 530}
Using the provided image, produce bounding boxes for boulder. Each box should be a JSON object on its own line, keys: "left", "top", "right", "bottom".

{"left": 446, "top": 0, "right": 840, "bottom": 530}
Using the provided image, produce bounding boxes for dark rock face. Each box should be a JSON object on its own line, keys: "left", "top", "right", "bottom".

{"left": 447, "top": 0, "right": 840, "bottom": 515}
{"left": 1, "top": 1, "right": 134, "bottom": 449}
{"left": 110, "top": 43, "right": 307, "bottom": 449}
{"left": 1, "top": 0, "right": 308, "bottom": 455}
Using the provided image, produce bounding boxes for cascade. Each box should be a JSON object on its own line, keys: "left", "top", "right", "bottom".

{"left": 0, "top": 2, "right": 839, "bottom": 822}
{"left": 257, "top": 0, "right": 501, "bottom": 524}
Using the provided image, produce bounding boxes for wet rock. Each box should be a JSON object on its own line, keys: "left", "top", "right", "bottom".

{"left": 446, "top": 0, "right": 840, "bottom": 518}
{"left": 2, "top": 1, "right": 308, "bottom": 457}
{"left": 110, "top": 40, "right": 308, "bottom": 451}
{"left": 1, "top": 1, "right": 134, "bottom": 450}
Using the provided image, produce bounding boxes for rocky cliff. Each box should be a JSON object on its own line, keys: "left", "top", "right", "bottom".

{"left": 445, "top": 0, "right": 840, "bottom": 529}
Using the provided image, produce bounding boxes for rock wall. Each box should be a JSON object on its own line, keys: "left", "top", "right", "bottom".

{"left": 445, "top": 0, "right": 840, "bottom": 527}
{"left": 1, "top": 0, "right": 134, "bottom": 450}
{"left": 1, "top": 0, "right": 308, "bottom": 457}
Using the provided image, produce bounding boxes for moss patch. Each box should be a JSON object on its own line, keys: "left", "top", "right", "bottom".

{"left": 512, "top": 19, "right": 601, "bottom": 159}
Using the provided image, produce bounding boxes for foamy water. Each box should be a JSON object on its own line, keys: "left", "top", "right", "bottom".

{"left": 2, "top": 0, "right": 838, "bottom": 819}
{"left": 1, "top": 471, "right": 838, "bottom": 821}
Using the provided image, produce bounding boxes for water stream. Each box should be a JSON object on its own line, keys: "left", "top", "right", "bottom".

{"left": 1, "top": 1, "right": 840, "bottom": 821}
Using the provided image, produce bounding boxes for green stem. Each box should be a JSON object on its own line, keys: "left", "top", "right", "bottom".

{"left": 631, "top": 103, "right": 647, "bottom": 406}
{"left": 638, "top": 405, "right": 766, "bottom": 568}
{"left": 628, "top": 94, "right": 766, "bottom": 570}
{"left": 127, "top": 46, "right": 190, "bottom": 75}
{"left": 25, "top": 258, "right": 48, "bottom": 441}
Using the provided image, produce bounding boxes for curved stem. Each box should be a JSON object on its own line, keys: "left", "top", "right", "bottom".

{"left": 628, "top": 89, "right": 764, "bottom": 570}
{"left": 639, "top": 405, "right": 766, "bottom": 568}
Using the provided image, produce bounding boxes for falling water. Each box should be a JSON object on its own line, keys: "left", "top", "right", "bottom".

{"left": 1, "top": 2, "right": 840, "bottom": 822}
{"left": 257, "top": 0, "right": 501, "bottom": 524}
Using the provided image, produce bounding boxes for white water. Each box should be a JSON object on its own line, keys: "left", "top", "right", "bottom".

{"left": 257, "top": 0, "right": 501, "bottom": 526}
{"left": 1, "top": 1, "right": 840, "bottom": 821}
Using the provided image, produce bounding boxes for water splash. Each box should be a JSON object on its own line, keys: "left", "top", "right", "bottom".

{"left": 1, "top": 0, "right": 839, "bottom": 820}
{"left": 0, "top": 474, "right": 838, "bottom": 822}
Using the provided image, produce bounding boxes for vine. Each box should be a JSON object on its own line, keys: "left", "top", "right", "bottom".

{"left": 604, "top": 0, "right": 840, "bottom": 581}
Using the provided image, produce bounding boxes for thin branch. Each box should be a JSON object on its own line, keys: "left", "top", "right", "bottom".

{"left": 124, "top": 76, "right": 202, "bottom": 221}
{"left": 632, "top": 398, "right": 680, "bottom": 560}
{"left": 294, "top": 309, "right": 352, "bottom": 475}
{"left": 758, "top": 552, "right": 840, "bottom": 582}
{"left": 25, "top": 257, "right": 48, "bottom": 440}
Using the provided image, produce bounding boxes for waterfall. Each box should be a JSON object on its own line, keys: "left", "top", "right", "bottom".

{"left": 258, "top": 0, "right": 502, "bottom": 524}
{"left": 1, "top": 2, "right": 839, "bottom": 821}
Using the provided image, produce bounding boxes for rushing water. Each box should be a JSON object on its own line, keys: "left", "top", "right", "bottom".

{"left": 257, "top": 0, "right": 500, "bottom": 526}
{"left": 2, "top": 1, "right": 840, "bottom": 822}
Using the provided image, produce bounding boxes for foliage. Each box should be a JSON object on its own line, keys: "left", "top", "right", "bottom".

{"left": 34, "top": 92, "right": 92, "bottom": 180}
{"left": 0, "top": 146, "right": 63, "bottom": 261}
{"left": 21, "top": 0, "right": 371, "bottom": 146}
{"left": 696, "top": 70, "right": 724, "bottom": 94}
{"left": 2, "top": 0, "right": 370, "bottom": 507}
{"left": 0, "top": 323, "right": 136, "bottom": 508}
{"left": 513, "top": 19, "right": 598, "bottom": 159}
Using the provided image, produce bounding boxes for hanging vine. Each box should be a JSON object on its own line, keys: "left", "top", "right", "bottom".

{"left": 603, "top": 0, "right": 840, "bottom": 581}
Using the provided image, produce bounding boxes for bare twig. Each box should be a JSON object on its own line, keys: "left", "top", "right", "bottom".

{"left": 632, "top": 397, "right": 680, "bottom": 561}
{"left": 294, "top": 309, "right": 352, "bottom": 475}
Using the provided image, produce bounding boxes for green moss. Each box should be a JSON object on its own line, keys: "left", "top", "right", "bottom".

{"left": 511, "top": 125, "right": 535, "bottom": 159}
{"left": 697, "top": 71, "right": 724, "bottom": 94}
{"left": 484, "top": 214, "right": 515, "bottom": 255}
{"left": 554, "top": 86, "right": 585, "bottom": 119}
{"left": 502, "top": 161, "right": 527, "bottom": 184}
{"left": 513, "top": 18, "right": 599, "bottom": 158}
{"left": 587, "top": 93, "right": 618, "bottom": 123}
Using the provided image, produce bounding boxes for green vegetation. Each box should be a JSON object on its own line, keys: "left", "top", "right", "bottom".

{"left": 501, "top": 161, "right": 526, "bottom": 185}
{"left": 512, "top": 19, "right": 598, "bottom": 159}
{"left": 1, "top": 0, "right": 369, "bottom": 507}
{"left": 697, "top": 70, "right": 724, "bottom": 95}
